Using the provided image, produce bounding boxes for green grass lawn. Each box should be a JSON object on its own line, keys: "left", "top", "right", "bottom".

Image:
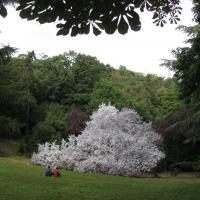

{"left": 0, "top": 158, "right": 200, "bottom": 200}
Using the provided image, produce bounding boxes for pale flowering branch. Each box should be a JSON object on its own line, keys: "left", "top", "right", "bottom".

{"left": 31, "top": 104, "right": 165, "bottom": 176}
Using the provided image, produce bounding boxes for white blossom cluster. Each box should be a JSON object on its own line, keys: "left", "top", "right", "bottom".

{"left": 32, "top": 104, "right": 165, "bottom": 176}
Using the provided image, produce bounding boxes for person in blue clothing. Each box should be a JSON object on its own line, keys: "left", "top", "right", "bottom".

{"left": 45, "top": 165, "right": 53, "bottom": 176}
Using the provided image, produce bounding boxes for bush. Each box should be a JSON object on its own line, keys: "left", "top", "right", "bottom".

{"left": 28, "top": 103, "right": 68, "bottom": 152}
{"left": 170, "top": 161, "right": 200, "bottom": 172}
{"left": 32, "top": 104, "right": 165, "bottom": 176}
{"left": 0, "top": 116, "right": 23, "bottom": 138}
{"left": 156, "top": 106, "right": 200, "bottom": 169}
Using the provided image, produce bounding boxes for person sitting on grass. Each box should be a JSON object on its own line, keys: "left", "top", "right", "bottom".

{"left": 53, "top": 167, "right": 61, "bottom": 178}
{"left": 45, "top": 165, "right": 53, "bottom": 176}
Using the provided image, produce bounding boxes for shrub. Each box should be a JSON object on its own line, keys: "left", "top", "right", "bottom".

{"left": 32, "top": 104, "right": 165, "bottom": 176}
{"left": 28, "top": 103, "right": 68, "bottom": 152}
{"left": 170, "top": 161, "right": 200, "bottom": 172}
{"left": 0, "top": 116, "right": 23, "bottom": 138}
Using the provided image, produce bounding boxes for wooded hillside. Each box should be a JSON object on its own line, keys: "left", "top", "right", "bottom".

{"left": 0, "top": 46, "right": 199, "bottom": 172}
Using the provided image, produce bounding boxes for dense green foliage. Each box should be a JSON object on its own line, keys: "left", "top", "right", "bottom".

{"left": 0, "top": 36, "right": 199, "bottom": 171}
{"left": 156, "top": 107, "right": 200, "bottom": 170}
{"left": 0, "top": 46, "right": 184, "bottom": 154}
{"left": 157, "top": 3, "right": 200, "bottom": 171}
{"left": 1, "top": 1, "right": 182, "bottom": 36}
{"left": 0, "top": 0, "right": 199, "bottom": 182}
{"left": 0, "top": 159, "right": 200, "bottom": 200}
{"left": 170, "top": 161, "right": 200, "bottom": 172}
{"left": 168, "top": 30, "right": 200, "bottom": 103}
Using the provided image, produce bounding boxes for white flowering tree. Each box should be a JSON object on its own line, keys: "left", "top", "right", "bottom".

{"left": 32, "top": 104, "right": 165, "bottom": 176}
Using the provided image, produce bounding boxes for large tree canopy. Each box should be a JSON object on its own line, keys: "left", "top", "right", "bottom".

{"left": 162, "top": 0, "right": 200, "bottom": 103}
{"left": 32, "top": 104, "right": 165, "bottom": 176}
{"left": 1, "top": 0, "right": 182, "bottom": 36}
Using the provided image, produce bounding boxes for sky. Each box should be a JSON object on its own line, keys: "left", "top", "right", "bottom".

{"left": 0, "top": 1, "right": 196, "bottom": 77}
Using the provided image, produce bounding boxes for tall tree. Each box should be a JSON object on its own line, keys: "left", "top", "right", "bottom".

{"left": 0, "top": 45, "right": 16, "bottom": 65}
{"left": 163, "top": 26, "right": 200, "bottom": 103}
{"left": 32, "top": 104, "right": 165, "bottom": 176}
{"left": 157, "top": 2, "right": 200, "bottom": 169}
{"left": 24, "top": 51, "right": 36, "bottom": 135}
{"left": 0, "top": 46, "right": 24, "bottom": 138}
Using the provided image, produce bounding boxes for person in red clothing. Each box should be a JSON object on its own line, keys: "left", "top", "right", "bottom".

{"left": 53, "top": 167, "right": 61, "bottom": 178}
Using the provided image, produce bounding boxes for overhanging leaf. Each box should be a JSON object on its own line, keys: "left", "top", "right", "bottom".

{"left": 56, "top": 27, "right": 70, "bottom": 36}
{"left": 134, "top": 0, "right": 144, "bottom": 8}
{"left": 19, "top": 7, "right": 32, "bottom": 18}
{"left": 103, "top": 17, "right": 118, "bottom": 34}
{"left": 118, "top": 16, "right": 128, "bottom": 34}
{"left": 92, "top": 25, "right": 101, "bottom": 36}
{"left": 71, "top": 26, "right": 79, "bottom": 37}
{"left": 127, "top": 10, "right": 141, "bottom": 31}
{"left": 0, "top": 5, "right": 7, "bottom": 18}
{"left": 79, "top": 23, "right": 90, "bottom": 34}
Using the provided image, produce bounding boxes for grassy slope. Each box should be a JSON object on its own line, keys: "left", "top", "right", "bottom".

{"left": 0, "top": 159, "right": 200, "bottom": 200}
{"left": 0, "top": 139, "right": 20, "bottom": 157}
